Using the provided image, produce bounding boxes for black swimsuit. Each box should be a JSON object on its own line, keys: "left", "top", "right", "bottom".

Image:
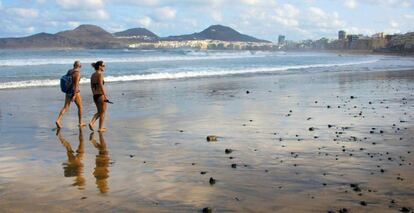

{"left": 93, "top": 94, "right": 103, "bottom": 103}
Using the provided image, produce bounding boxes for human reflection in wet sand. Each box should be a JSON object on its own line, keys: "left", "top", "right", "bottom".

{"left": 90, "top": 132, "right": 110, "bottom": 194}
{"left": 57, "top": 128, "right": 85, "bottom": 189}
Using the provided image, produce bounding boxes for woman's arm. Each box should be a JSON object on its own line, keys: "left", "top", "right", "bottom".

{"left": 98, "top": 73, "right": 107, "bottom": 99}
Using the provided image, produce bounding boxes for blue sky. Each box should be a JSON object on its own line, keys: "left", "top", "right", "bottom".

{"left": 0, "top": 0, "right": 413, "bottom": 41}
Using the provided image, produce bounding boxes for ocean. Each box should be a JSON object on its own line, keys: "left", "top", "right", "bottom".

{"left": 0, "top": 48, "right": 413, "bottom": 89}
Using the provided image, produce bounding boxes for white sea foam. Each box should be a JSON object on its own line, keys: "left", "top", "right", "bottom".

{"left": 0, "top": 51, "right": 273, "bottom": 67}
{"left": 0, "top": 59, "right": 379, "bottom": 89}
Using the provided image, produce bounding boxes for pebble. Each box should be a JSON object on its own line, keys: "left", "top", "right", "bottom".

{"left": 350, "top": 183, "right": 361, "bottom": 192}
{"left": 206, "top": 135, "right": 217, "bottom": 142}
{"left": 209, "top": 177, "right": 216, "bottom": 185}
{"left": 338, "top": 208, "right": 348, "bottom": 213}
{"left": 202, "top": 207, "right": 212, "bottom": 213}
{"left": 225, "top": 149, "right": 233, "bottom": 154}
{"left": 400, "top": 207, "right": 410, "bottom": 212}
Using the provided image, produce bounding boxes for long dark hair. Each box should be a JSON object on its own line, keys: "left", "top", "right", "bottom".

{"left": 91, "top": 61, "right": 104, "bottom": 70}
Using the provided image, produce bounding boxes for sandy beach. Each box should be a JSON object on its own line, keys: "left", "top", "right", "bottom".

{"left": 0, "top": 68, "right": 413, "bottom": 212}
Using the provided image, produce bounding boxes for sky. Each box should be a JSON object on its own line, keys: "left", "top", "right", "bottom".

{"left": 0, "top": 0, "right": 413, "bottom": 41}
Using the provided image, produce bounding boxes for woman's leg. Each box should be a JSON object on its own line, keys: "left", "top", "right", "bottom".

{"left": 89, "top": 98, "right": 100, "bottom": 131}
{"left": 74, "top": 93, "right": 85, "bottom": 127}
{"left": 56, "top": 95, "right": 71, "bottom": 128}
{"left": 98, "top": 96, "right": 107, "bottom": 132}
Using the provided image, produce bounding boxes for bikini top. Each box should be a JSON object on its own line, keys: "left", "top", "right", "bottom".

{"left": 92, "top": 80, "right": 105, "bottom": 90}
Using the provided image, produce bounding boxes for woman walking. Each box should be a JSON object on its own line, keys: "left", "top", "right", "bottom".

{"left": 89, "top": 61, "right": 108, "bottom": 132}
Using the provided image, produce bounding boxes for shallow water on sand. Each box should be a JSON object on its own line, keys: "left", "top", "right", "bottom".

{"left": 0, "top": 69, "right": 414, "bottom": 212}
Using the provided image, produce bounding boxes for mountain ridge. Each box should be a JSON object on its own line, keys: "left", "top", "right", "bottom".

{"left": 0, "top": 24, "right": 271, "bottom": 49}
{"left": 114, "top": 28, "right": 159, "bottom": 39}
{"left": 163, "top": 25, "right": 270, "bottom": 43}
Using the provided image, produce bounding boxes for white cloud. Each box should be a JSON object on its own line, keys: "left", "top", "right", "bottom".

{"left": 345, "top": 26, "right": 375, "bottom": 35}
{"left": 240, "top": 0, "right": 261, "bottom": 5}
{"left": 390, "top": 20, "right": 399, "bottom": 28}
{"left": 25, "top": 26, "right": 35, "bottom": 33}
{"left": 277, "top": 4, "right": 300, "bottom": 18}
{"left": 308, "top": 7, "right": 345, "bottom": 29}
{"left": 138, "top": 16, "right": 152, "bottom": 28}
{"left": 109, "top": 0, "right": 159, "bottom": 6}
{"left": 96, "top": 9, "right": 109, "bottom": 19}
{"left": 345, "top": 0, "right": 358, "bottom": 9}
{"left": 182, "top": 18, "right": 198, "bottom": 28}
{"left": 67, "top": 21, "right": 81, "bottom": 28}
{"left": 309, "top": 7, "right": 326, "bottom": 19}
{"left": 272, "top": 4, "right": 300, "bottom": 27}
{"left": 342, "top": 0, "right": 413, "bottom": 8}
{"left": 404, "top": 14, "right": 414, "bottom": 19}
{"left": 57, "top": 0, "right": 104, "bottom": 10}
{"left": 9, "top": 8, "right": 39, "bottom": 19}
{"left": 155, "top": 6, "right": 176, "bottom": 20}
{"left": 211, "top": 10, "right": 223, "bottom": 22}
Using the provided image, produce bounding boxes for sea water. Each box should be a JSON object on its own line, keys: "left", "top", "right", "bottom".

{"left": 0, "top": 48, "right": 413, "bottom": 89}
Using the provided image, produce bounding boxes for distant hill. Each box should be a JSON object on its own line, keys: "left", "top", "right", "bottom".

{"left": 56, "top": 24, "right": 114, "bottom": 42}
{"left": 0, "top": 24, "right": 270, "bottom": 49}
{"left": 163, "top": 25, "right": 270, "bottom": 43}
{"left": 0, "top": 24, "right": 123, "bottom": 49}
{"left": 114, "top": 28, "right": 158, "bottom": 39}
{"left": 0, "top": 32, "right": 78, "bottom": 48}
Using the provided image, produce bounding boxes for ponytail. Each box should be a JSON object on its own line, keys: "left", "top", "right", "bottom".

{"left": 91, "top": 61, "right": 104, "bottom": 70}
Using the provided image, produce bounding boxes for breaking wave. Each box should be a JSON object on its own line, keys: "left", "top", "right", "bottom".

{"left": 0, "top": 51, "right": 275, "bottom": 67}
{"left": 0, "top": 59, "right": 379, "bottom": 89}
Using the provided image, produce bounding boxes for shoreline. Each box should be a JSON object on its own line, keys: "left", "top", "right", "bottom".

{"left": 2, "top": 63, "right": 414, "bottom": 91}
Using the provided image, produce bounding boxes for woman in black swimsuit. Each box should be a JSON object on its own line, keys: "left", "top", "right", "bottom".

{"left": 89, "top": 61, "right": 108, "bottom": 132}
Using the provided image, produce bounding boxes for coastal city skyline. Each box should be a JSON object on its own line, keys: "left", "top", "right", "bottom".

{"left": 0, "top": 0, "right": 413, "bottom": 41}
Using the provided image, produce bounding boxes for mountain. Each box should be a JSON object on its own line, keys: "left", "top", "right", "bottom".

{"left": 163, "top": 25, "right": 270, "bottom": 43}
{"left": 0, "top": 32, "right": 78, "bottom": 48}
{"left": 0, "top": 24, "right": 123, "bottom": 49}
{"left": 55, "top": 24, "right": 122, "bottom": 48}
{"left": 114, "top": 28, "right": 158, "bottom": 39}
{"left": 56, "top": 24, "right": 114, "bottom": 42}
{"left": 0, "top": 24, "right": 270, "bottom": 49}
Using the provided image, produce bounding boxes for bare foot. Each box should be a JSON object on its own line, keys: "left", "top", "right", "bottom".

{"left": 78, "top": 123, "right": 86, "bottom": 128}
{"left": 98, "top": 128, "right": 107, "bottom": 132}
{"left": 55, "top": 121, "right": 62, "bottom": 129}
{"left": 88, "top": 123, "right": 94, "bottom": 131}
{"left": 55, "top": 128, "right": 61, "bottom": 136}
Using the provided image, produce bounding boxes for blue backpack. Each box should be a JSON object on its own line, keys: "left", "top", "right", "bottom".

{"left": 60, "top": 71, "right": 73, "bottom": 94}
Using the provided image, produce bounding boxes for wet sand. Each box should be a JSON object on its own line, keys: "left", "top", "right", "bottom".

{"left": 0, "top": 69, "right": 413, "bottom": 212}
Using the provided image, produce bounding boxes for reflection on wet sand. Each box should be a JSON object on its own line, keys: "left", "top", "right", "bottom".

{"left": 57, "top": 128, "right": 85, "bottom": 189}
{"left": 90, "top": 132, "right": 110, "bottom": 194}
